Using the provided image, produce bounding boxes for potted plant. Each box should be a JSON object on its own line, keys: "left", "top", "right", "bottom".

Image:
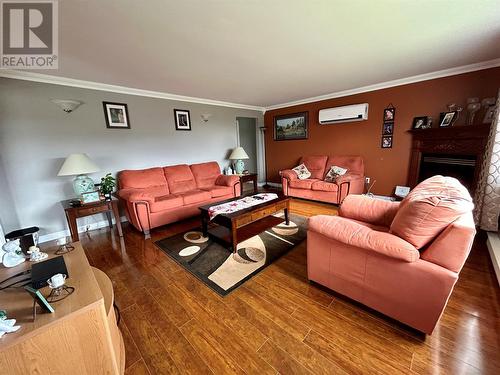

{"left": 99, "top": 173, "right": 116, "bottom": 201}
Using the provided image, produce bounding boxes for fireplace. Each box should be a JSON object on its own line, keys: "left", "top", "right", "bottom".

{"left": 407, "top": 124, "right": 490, "bottom": 196}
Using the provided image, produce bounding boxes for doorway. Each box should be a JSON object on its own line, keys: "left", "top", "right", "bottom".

{"left": 236, "top": 117, "right": 265, "bottom": 191}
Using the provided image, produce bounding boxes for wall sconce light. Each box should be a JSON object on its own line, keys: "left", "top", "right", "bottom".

{"left": 200, "top": 114, "right": 212, "bottom": 123}
{"left": 50, "top": 99, "right": 83, "bottom": 113}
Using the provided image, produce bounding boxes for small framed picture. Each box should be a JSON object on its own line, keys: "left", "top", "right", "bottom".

{"left": 382, "top": 122, "right": 394, "bottom": 135}
{"left": 383, "top": 107, "right": 395, "bottom": 122}
{"left": 174, "top": 109, "right": 191, "bottom": 131}
{"left": 412, "top": 116, "right": 428, "bottom": 130}
{"left": 103, "top": 102, "right": 131, "bottom": 129}
{"left": 81, "top": 191, "right": 101, "bottom": 204}
{"left": 483, "top": 106, "right": 497, "bottom": 124}
{"left": 439, "top": 111, "right": 458, "bottom": 127}
{"left": 381, "top": 136, "right": 393, "bottom": 148}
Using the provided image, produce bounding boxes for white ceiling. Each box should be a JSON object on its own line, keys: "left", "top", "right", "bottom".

{"left": 32, "top": 0, "right": 500, "bottom": 108}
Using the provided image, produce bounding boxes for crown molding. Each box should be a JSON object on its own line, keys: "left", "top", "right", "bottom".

{"left": 264, "top": 58, "right": 500, "bottom": 111}
{"left": 0, "top": 70, "right": 266, "bottom": 112}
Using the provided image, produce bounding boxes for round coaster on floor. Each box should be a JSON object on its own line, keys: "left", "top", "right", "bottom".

{"left": 184, "top": 231, "right": 208, "bottom": 244}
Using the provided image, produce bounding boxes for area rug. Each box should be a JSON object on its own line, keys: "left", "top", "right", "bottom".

{"left": 155, "top": 214, "right": 307, "bottom": 296}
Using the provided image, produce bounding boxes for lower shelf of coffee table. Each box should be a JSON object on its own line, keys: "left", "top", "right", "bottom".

{"left": 208, "top": 215, "right": 285, "bottom": 247}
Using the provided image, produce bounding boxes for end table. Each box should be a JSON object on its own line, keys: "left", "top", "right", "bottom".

{"left": 238, "top": 173, "right": 258, "bottom": 195}
{"left": 61, "top": 199, "right": 123, "bottom": 242}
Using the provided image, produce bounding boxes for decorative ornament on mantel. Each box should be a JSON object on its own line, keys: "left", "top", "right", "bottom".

{"left": 50, "top": 99, "right": 83, "bottom": 113}
{"left": 465, "top": 98, "right": 480, "bottom": 126}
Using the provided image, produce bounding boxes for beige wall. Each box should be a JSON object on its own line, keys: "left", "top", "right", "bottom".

{"left": 0, "top": 78, "right": 263, "bottom": 241}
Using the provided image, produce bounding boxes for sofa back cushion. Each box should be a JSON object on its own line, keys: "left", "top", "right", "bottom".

{"left": 119, "top": 167, "right": 169, "bottom": 191}
{"left": 163, "top": 164, "right": 197, "bottom": 193}
{"left": 190, "top": 162, "right": 221, "bottom": 189}
{"left": 390, "top": 175, "right": 474, "bottom": 249}
{"left": 325, "top": 156, "right": 364, "bottom": 177}
{"left": 299, "top": 156, "right": 328, "bottom": 179}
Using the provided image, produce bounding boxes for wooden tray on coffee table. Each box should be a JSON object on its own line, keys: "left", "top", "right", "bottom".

{"left": 199, "top": 193, "right": 291, "bottom": 253}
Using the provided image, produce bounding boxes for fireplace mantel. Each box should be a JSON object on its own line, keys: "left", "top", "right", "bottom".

{"left": 407, "top": 124, "right": 490, "bottom": 194}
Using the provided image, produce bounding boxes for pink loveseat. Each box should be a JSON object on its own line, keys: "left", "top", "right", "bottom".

{"left": 280, "top": 155, "right": 365, "bottom": 205}
{"left": 117, "top": 162, "right": 240, "bottom": 237}
{"left": 307, "top": 175, "right": 476, "bottom": 334}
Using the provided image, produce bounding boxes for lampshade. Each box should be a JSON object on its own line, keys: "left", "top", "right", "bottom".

{"left": 229, "top": 147, "right": 249, "bottom": 160}
{"left": 57, "top": 153, "right": 100, "bottom": 176}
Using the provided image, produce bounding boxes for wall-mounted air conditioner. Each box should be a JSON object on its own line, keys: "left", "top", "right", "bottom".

{"left": 318, "top": 103, "right": 369, "bottom": 125}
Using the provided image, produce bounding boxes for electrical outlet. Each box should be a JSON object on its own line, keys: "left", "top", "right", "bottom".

{"left": 365, "top": 177, "right": 370, "bottom": 184}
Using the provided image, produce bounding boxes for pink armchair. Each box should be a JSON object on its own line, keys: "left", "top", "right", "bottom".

{"left": 307, "top": 175, "right": 476, "bottom": 334}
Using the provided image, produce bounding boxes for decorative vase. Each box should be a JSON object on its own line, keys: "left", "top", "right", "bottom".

{"left": 234, "top": 159, "right": 245, "bottom": 174}
{"left": 73, "top": 174, "right": 95, "bottom": 196}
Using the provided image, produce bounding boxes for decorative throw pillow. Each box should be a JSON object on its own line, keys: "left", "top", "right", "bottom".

{"left": 292, "top": 163, "right": 311, "bottom": 180}
{"left": 324, "top": 165, "right": 348, "bottom": 182}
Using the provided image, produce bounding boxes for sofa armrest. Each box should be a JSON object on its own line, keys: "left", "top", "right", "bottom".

{"left": 340, "top": 194, "right": 400, "bottom": 227}
{"left": 215, "top": 174, "right": 240, "bottom": 187}
{"left": 280, "top": 169, "right": 298, "bottom": 181}
{"left": 117, "top": 189, "right": 154, "bottom": 204}
{"left": 309, "top": 215, "right": 419, "bottom": 262}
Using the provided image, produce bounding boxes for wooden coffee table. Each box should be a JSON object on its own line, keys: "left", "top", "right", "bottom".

{"left": 199, "top": 193, "right": 291, "bottom": 253}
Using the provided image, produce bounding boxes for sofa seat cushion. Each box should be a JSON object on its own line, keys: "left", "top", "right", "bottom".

{"left": 203, "top": 186, "right": 233, "bottom": 198}
{"left": 390, "top": 175, "right": 474, "bottom": 249}
{"left": 180, "top": 190, "right": 212, "bottom": 205}
{"left": 190, "top": 162, "right": 221, "bottom": 189}
{"left": 119, "top": 167, "right": 168, "bottom": 190}
{"left": 300, "top": 156, "right": 328, "bottom": 179}
{"left": 289, "top": 178, "right": 319, "bottom": 189}
{"left": 163, "top": 164, "right": 197, "bottom": 193}
{"left": 312, "top": 181, "right": 339, "bottom": 192}
{"left": 151, "top": 194, "right": 184, "bottom": 213}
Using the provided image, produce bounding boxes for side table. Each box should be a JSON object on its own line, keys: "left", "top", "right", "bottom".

{"left": 61, "top": 199, "right": 123, "bottom": 242}
{"left": 238, "top": 173, "right": 258, "bottom": 195}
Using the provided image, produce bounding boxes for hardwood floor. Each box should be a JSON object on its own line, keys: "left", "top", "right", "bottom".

{"left": 43, "top": 198, "right": 500, "bottom": 374}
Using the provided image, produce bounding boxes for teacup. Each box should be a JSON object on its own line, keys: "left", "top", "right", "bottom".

{"left": 47, "top": 273, "right": 67, "bottom": 289}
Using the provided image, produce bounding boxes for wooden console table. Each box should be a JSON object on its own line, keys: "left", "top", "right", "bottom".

{"left": 61, "top": 198, "right": 123, "bottom": 242}
{"left": 0, "top": 243, "right": 125, "bottom": 374}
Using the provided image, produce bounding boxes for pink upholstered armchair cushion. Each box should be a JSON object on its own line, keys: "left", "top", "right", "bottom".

{"left": 190, "top": 162, "right": 221, "bottom": 189}
{"left": 309, "top": 215, "right": 419, "bottom": 262}
{"left": 119, "top": 167, "right": 168, "bottom": 190}
{"left": 340, "top": 194, "right": 400, "bottom": 227}
{"left": 300, "top": 156, "right": 328, "bottom": 179}
{"left": 163, "top": 164, "right": 197, "bottom": 194}
{"left": 390, "top": 175, "right": 474, "bottom": 249}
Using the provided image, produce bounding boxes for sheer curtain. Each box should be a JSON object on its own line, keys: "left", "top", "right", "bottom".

{"left": 476, "top": 90, "right": 500, "bottom": 231}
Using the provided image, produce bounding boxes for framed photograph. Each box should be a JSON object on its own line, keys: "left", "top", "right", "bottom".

{"left": 412, "top": 116, "right": 428, "bottom": 130}
{"left": 103, "top": 102, "right": 130, "bottom": 129}
{"left": 483, "top": 105, "right": 497, "bottom": 124}
{"left": 383, "top": 107, "right": 395, "bottom": 122}
{"left": 174, "top": 109, "right": 191, "bottom": 131}
{"left": 274, "top": 112, "right": 308, "bottom": 141}
{"left": 81, "top": 191, "right": 101, "bottom": 204}
{"left": 383, "top": 122, "right": 394, "bottom": 135}
{"left": 24, "top": 286, "right": 55, "bottom": 313}
{"left": 439, "top": 111, "right": 457, "bottom": 127}
{"left": 381, "top": 136, "right": 393, "bottom": 148}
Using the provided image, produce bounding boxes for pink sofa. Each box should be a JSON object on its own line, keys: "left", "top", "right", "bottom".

{"left": 117, "top": 162, "right": 240, "bottom": 237}
{"left": 307, "top": 175, "right": 476, "bottom": 334}
{"left": 280, "top": 155, "right": 365, "bottom": 205}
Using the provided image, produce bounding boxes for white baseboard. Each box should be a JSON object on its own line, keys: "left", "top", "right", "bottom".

{"left": 486, "top": 231, "right": 500, "bottom": 287}
{"left": 39, "top": 216, "right": 128, "bottom": 244}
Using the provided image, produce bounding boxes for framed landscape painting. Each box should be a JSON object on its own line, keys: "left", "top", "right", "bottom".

{"left": 274, "top": 112, "right": 308, "bottom": 141}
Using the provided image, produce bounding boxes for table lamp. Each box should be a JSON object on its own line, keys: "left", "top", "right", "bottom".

{"left": 229, "top": 147, "right": 249, "bottom": 174}
{"left": 57, "top": 153, "right": 100, "bottom": 196}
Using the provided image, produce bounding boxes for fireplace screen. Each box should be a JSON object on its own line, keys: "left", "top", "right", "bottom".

{"left": 418, "top": 154, "right": 477, "bottom": 193}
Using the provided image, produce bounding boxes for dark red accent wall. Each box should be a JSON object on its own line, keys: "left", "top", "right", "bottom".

{"left": 264, "top": 67, "right": 500, "bottom": 195}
